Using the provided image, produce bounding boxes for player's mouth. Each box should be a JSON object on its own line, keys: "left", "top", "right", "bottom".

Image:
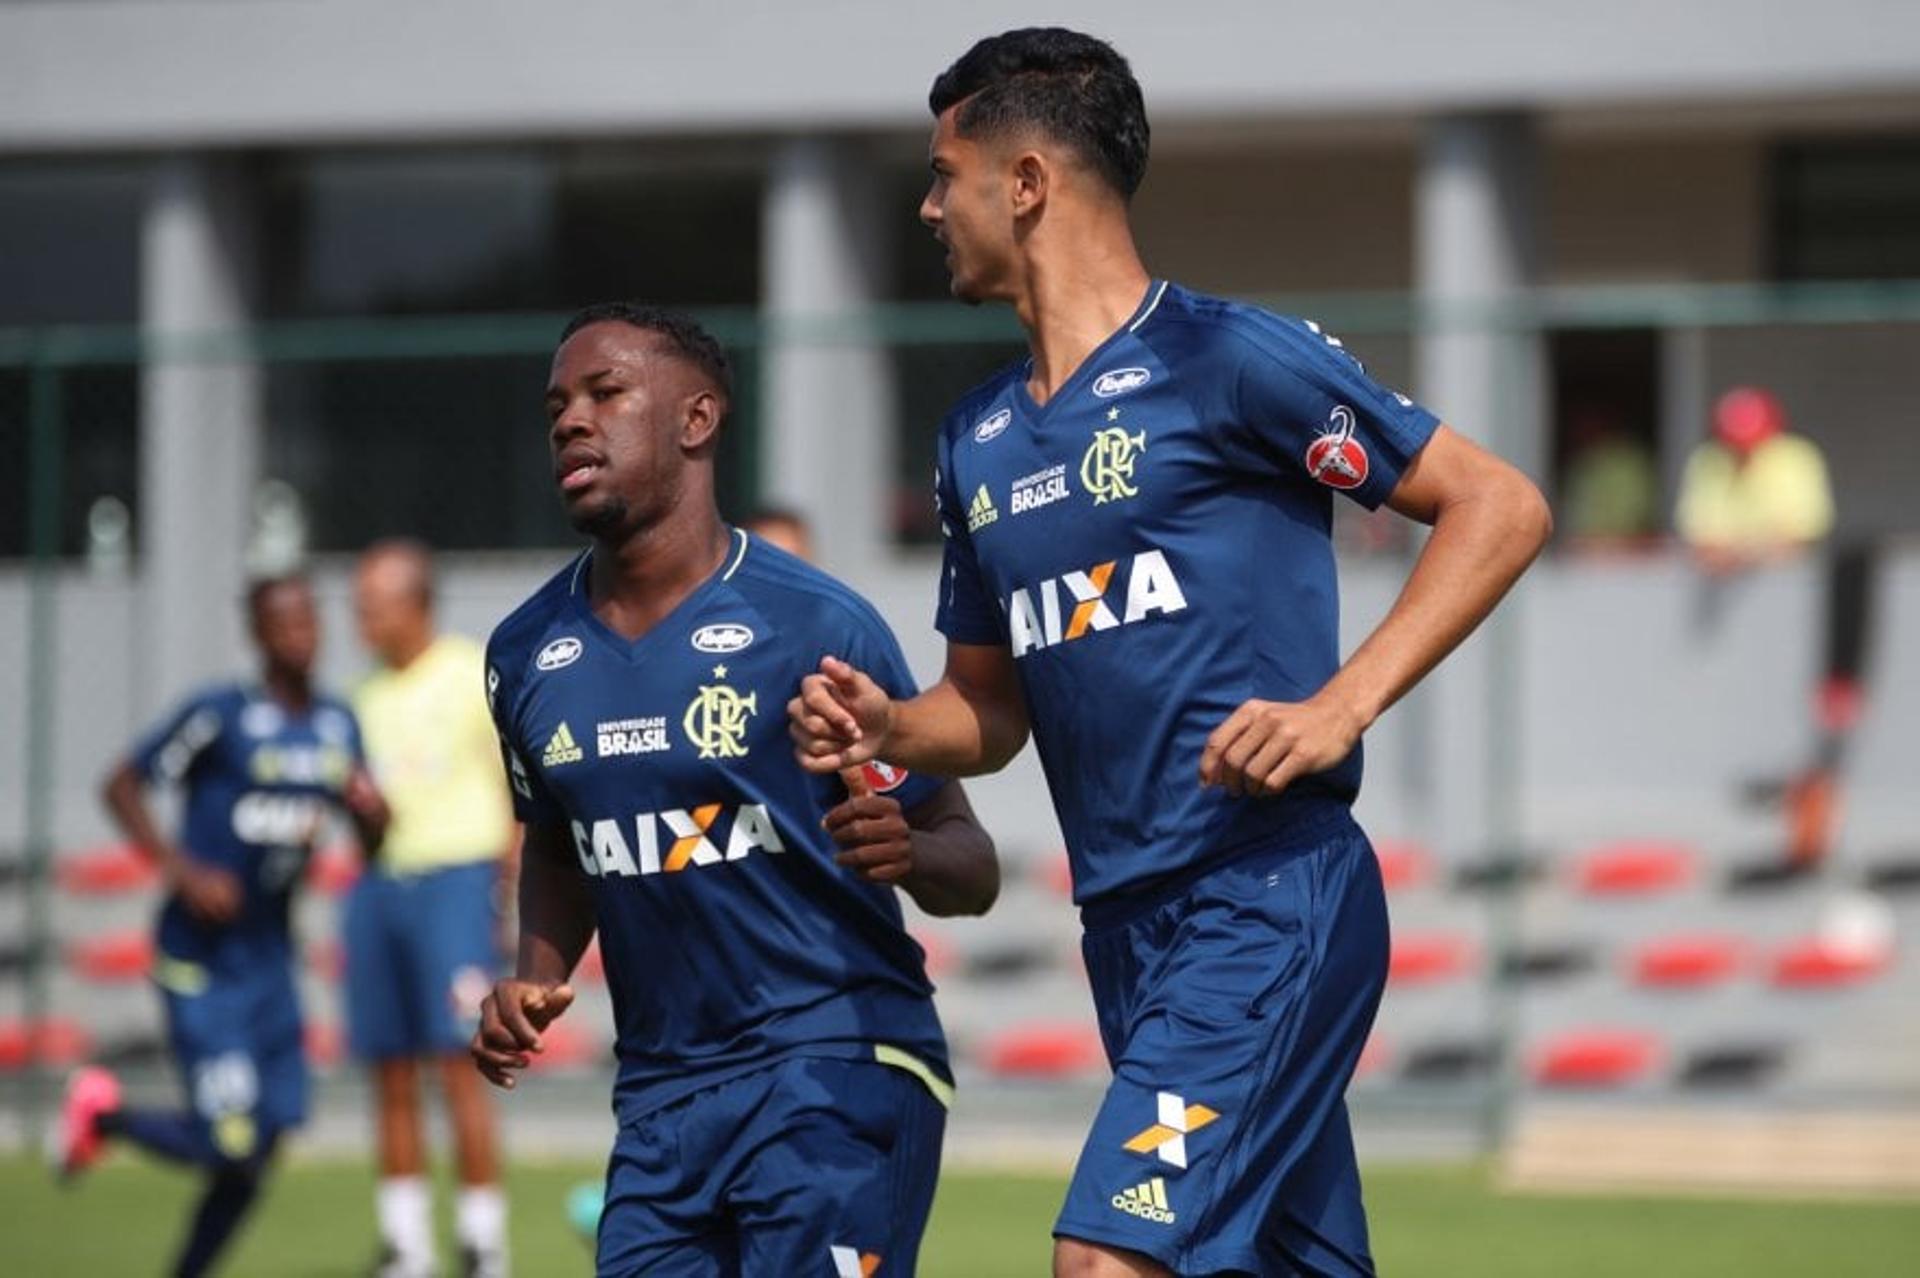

{"left": 556, "top": 448, "right": 606, "bottom": 495}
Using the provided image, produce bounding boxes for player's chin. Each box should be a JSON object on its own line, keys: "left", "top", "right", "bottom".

{"left": 564, "top": 492, "right": 628, "bottom": 538}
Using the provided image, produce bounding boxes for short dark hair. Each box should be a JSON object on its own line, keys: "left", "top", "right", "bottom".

{"left": 245, "top": 572, "right": 310, "bottom": 619}
{"left": 559, "top": 303, "right": 733, "bottom": 401}
{"left": 929, "top": 28, "right": 1149, "bottom": 199}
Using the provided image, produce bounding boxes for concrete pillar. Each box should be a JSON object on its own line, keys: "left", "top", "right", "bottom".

{"left": 139, "top": 155, "right": 261, "bottom": 708}
{"left": 759, "top": 137, "right": 895, "bottom": 581}
{"left": 1413, "top": 111, "right": 1544, "bottom": 862}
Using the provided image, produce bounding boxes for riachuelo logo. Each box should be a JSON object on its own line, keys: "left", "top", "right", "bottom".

{"left": 1305, "top": 404, "right": 1369, "bottom": 490}
{"left": 569, "top": 803, "right": 785, "bottom": 877}
{"left": 1006, "top": 548, "right": 1188, "bottom": 658}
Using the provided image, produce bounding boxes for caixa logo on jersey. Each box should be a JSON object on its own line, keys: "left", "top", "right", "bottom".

{"left": 536, "top": 636, "right": 583, "bottom": 671}
{"left": 1006, "top": 548, "right": 1188, "bottom": 658}
{"left": 690, "top": 623, "right": 754, "bottom": 655}
{"left": 1091, "top": 366, "right": 1151, "bottom": 399}
{"left": 569, "top": 803, "right": 785, "bottom": 878}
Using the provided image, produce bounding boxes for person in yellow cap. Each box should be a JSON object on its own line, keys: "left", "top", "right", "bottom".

{"left": 349, "top": 540, "right": 517, "bottom": 1278}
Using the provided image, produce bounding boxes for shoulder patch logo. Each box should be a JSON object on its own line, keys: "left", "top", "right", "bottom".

{"left": 974, "top": 408, "right": 1012, "bottom": 443}
{"left": 691, "top": 623, "right": 754, "bottom": 655}
{"left": 1305, "top": 405, "right": 1370, "bottom": 491}
{"left": 1091, "top": 366, "right": 1151, "bottom": 399}
{"left": 536, "top": 636, "right": 583, "bottom": 671}
{"left": 861, "top": 760, "right": 910, "bottom": 794}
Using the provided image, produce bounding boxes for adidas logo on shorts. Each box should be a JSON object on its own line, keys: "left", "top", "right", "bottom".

{"left": 1110, "top": 1175, "right": 1177, "bottom": 1225}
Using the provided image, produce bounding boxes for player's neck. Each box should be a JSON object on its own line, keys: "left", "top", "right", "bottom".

{"left": 586, "top": 506, "right": 732, "bottom": 641}
{"left": 261, "top": 667, "right": 312, "bottom": 711}
{"left": 1013, "top": 236, "right": 1151, "bottom": 408}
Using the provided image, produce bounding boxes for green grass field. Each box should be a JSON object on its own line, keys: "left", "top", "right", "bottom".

{"left": 4, "top": 1155, "right": 1915, "bottom": 1275}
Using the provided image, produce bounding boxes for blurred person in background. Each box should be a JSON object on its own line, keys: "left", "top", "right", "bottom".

{"left": 792, "top": 28, "right": 1549, "bottom": 1278}
{"left": 740, "top": 506, "right": 817, "bottom": 562}
{"left": 1678, "top": 389, "right": 1872, "bottom": 873}
{"left": 472, "top": 304, "right": 998, "bottom": 1276}
{"left": 1676, "top": 386, "right": 1833, "bottom": 573}
{"left": 1559, "top": 404, "right": 1659, "bottom": 550}
{"left": 350, "top": 540, "right": 517, "bottom": 1278}
{"left": 65, "top": 575, "right": 388, "bottom": 1278}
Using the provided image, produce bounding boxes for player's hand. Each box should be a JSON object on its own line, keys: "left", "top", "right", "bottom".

{"left": 471, "top": 980, "right": 575, "bottom": 1090}
{"left": 171, "top": 858, "right": 243, "bottom": 924}
{"left": 788, "top": 656, "right": 894, "bottom": 774}
{"left": 824, "top": 767, "right": 914, "bottom": 885}
{"left": 341, "top": 767, "right": 389, "bottom": 826}
{"left": 1199, "top": 695, "right": 1365, "bottom": 798}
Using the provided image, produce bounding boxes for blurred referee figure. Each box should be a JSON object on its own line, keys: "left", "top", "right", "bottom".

{"left": 351, "top": 540, "right": 517, "bottom": 1278}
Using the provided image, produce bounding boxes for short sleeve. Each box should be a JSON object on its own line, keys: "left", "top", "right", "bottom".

{"left": 841, "top": 605, "right": 946, "bottom": 813}
{"left": 129, "top": 690, "right": 227, "bottom": 785}
{"left": 483, "top": 649, "right": 566, "bottom": 826}
{"left": 931, "top": 429, "right": 1005, "bottom": 646}
{"left": 1221, "top": 315, "right": 1440, "bottom": 510}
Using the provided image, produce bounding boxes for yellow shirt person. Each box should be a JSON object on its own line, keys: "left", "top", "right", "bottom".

{"left": 1676, "top": 387, "right": 1834, "bottom": 560}
{"left": 353, "top": 633, "right": 512, "bottom": 872}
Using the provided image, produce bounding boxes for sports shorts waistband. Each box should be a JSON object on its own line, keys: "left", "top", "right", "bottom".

{"left": 1078, "top": 800, "right": 1360, "bottom": 933}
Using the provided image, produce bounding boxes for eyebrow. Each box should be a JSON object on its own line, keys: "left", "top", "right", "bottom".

{"left": 544, "top": 366, "right": 618, "bottom": 405}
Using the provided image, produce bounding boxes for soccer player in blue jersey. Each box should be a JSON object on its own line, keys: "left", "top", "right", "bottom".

{"left": 470, "top": 304, "right": 999, "bottom": 1277}
{"left": 61, "top": 574, "right": 389, "bottom": 1278}
{"left": 790, "top": 28, "right": 1553, "bottom": 1278}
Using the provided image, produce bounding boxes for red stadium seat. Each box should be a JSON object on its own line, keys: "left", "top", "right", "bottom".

{"left": 573, "top": 939, "right": 605, "bottom": 985}
{"left": 1630, "top": 935, "right": 1744, "bottom": 988}
{"left": 1387, "top": 932, "right": 1475, "bottom": 985}
{"left": 1373, "top": 839, "right": 1432, "bottom": 892}
{"left": 910, "top": 929, "right": 957, "bottom": 980}
{"left": 55, "top": 844, "right": 159, "bottom": 895}
{"left": 1531, "top": 1030, "right": 1660, "bottom": 1087}
{"left": 0, "top": 1018, "right": 93, "bottom": 1071}
{"left": 979, "top": 1022, "right": 1106, "bottom": 1079}
{"left": 1574, "top": 840, "right": 1695, "bottom": 895}
{"left": 1038, "top": 851, "right": 1075, "bottom": 899}
{"left": 1769, "top": 938, "right": 1890, "bottom": 988}
{"left": 526, "top": 1020, "right": 601, "bottom": 1071}
{"left": 306, "top": 845, "right": 361, "bottom": 896}
{"left": 1353, "top": 1034, "right": 1390, "bottom": 1081}
{"left": 67, "top": 930, "right": 155, "bottom": 983}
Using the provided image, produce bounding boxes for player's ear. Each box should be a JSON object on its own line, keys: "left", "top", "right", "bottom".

{"left": 1010, "top": 149, "right": 1048, "bottom": 220}
{"left": 681, "top": 388, "right": 723, "bottom": 453}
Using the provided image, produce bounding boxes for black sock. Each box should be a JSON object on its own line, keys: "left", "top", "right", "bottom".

{"left": 171, "top": 1162, "right": 268, "bottom": 1278}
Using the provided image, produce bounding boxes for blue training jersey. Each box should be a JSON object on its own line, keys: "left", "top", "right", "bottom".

{"left": 486, "top": 529, "right": 951, "bottom": 1123}
{"left": 129, "top": 683, "right": 366, "bottom": 968}
{"left": 934, "top": 281, "right": 1440, "bottom": 907}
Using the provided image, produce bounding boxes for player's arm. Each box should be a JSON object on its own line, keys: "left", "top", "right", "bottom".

{"left": 825, "top": 776, "right": 999, "bottom": 917}
{"left": 340, "top": 766, "right": 390, "bottom": 856}
{"left": 1201, "top": 425, "right": 1551, "bottom": 795}
{"left": 100, "top": 757, "right": 241, "bottom": 924}
{"left": 471, "top": 818, "right": 590, "bottom": 1089}
{"left": 790, "top": 641, "right": 1029, "bottom": 777}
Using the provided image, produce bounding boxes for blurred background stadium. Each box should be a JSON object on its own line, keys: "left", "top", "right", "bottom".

{"left": 3, "top": 1, "right": 1919, "bottom": 1272}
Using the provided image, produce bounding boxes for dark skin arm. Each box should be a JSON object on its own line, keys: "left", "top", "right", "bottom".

{"left": 101, "top": 760, "right": 241, "bottom": 923}
{"left": 824, "top": 775, "right": 999, "bottom": 917}
{"left": 471, "top": 819, "right": 592, "bottom": 1089}
{"left": 341, "top": 766, "right": 391, "bottom": 854}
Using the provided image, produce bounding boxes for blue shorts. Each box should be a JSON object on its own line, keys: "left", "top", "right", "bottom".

{"left": 597, "top": 1055, "right": 947, "bottom": 1278}
{"left": 344, "top": 860, "right": 502, "bottom": 1059}
{"left": 1056, "top": 816, "right": 1389, "bottom": 1277}
{"left": 159, "top": 955, "right": 308, "bottom": 1161}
